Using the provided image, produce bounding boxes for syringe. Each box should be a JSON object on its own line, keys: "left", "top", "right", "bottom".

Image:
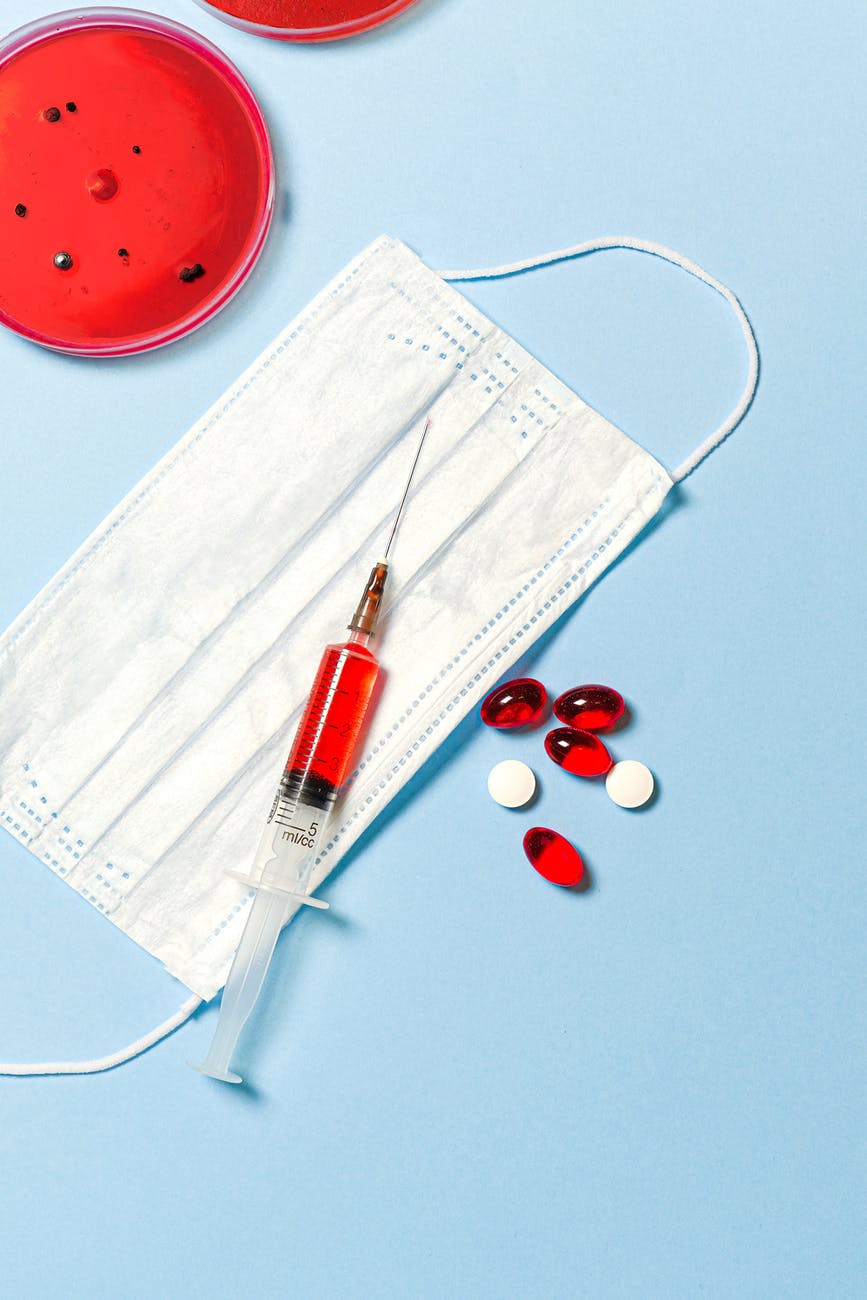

{"left": 189, "top": 418, "right": 431, "bottom": 1084}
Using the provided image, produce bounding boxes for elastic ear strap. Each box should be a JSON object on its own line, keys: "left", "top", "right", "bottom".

{"left": 0, "top": 992, "right": 202, "bottom": 1076}
{"left": 438, "top": 237, "right": 759, "bottom": 483}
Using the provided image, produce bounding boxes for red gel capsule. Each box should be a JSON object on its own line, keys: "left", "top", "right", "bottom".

{"left": 523, "top": 827, "right": 585, "bottom": 887}
{"left": 544, "top": 727, "right": 613, "bottom": 777}
{"left": 553, "top": 684, "right": 625, "bottom": 730}
{"left": 480, "top": 677, "right": 547, "bottom": 730}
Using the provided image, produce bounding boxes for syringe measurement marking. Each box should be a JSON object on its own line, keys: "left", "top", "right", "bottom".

{"left": 287, "top": 658, "right": 352, "bottom": 770}
{"left": 274, "top": 799, "right": 299, "bottom": 827}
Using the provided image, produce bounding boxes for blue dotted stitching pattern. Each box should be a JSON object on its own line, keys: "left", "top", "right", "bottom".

{"left": 385, "top": 280, "right": 566, "bottom": 443}
{"left": 0, "top": 765, "right": 125, "bottom": 913}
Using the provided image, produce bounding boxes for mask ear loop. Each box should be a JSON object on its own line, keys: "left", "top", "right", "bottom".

{"left": 438, "top": 236, "right": 759, "bottom": 483}
{"left": 0, "top": 992, "right": 202, "bottom": 1076}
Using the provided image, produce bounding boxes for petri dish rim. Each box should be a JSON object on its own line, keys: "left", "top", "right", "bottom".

{"left": 0, "top": 7, "right": 276, "bottom": 356}
{"left": 193, "top": 0, "right": 420, "bottom": 43}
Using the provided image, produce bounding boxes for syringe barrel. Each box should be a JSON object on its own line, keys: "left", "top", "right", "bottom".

{"left": 239, "top": 639, "right": 380, "bottom": 894}
{"left": 282, "top": 638, "right": 380, "bottom": 809}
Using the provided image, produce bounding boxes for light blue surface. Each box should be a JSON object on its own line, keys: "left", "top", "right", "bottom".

{"left": 0, "top": 0, "right": 864, "bottom": 1296}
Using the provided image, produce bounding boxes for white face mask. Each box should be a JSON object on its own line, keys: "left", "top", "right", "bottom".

{"left": 0, "top": 235, "right": 757, "bottom": 1074}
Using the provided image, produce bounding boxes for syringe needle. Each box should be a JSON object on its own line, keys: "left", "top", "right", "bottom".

{"left": 382, "top": 417, "right": 431, "bottom": 561}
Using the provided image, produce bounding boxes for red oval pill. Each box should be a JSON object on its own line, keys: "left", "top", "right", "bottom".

{"left": 553, "top": 684, "right": 625, "bottom": 730}
{"left": 544, "top": 726, "right": 613, "bottom": 777}
{"left": 480, "top": 677, "right": 547, "bottom": 729}
{"left": 523, "top": 826, "right": 585, "bottom": 887}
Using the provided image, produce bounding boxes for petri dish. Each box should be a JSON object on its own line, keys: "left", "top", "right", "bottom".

{"left": 194, "top": 0, "right": 419, "bottom": 42}
{"left": 0, "top": 8, "right": 275, "bottom": 356}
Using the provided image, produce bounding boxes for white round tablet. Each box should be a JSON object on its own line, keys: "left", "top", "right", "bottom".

{"left": 487, "top": 759, "right": 536, "bottom": 809}
{"left": 605, "top": 759, "right": 655, "bottom": 808}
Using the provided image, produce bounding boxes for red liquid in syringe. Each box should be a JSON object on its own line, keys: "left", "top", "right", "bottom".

{"left": 279, "top": 639, "right": 381, "bottom": 812}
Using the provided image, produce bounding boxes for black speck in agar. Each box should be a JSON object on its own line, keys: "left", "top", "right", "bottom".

{"left": 131, "top": 144, "right": 141, "bottom": 154}
{"left": 65, "top": 101, "right": 77, "bottom": 113}
{"left": 118, "top": 247, "right": 129, "bottom": 258}
{"left": 14, "top": 203, "right": 27, "bottom": 218}
{"left": 191, "top": 263, "right": 205, "bottom": 279}
{"left": 179, "top": 266, "right": 196, "bottom": 282}
{"left": 44, "top": 106, "right": 62, "bottom": 123}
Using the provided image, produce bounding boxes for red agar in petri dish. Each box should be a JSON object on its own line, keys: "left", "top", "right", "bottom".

{"left": 0, "top": 9, "right": 274, "bottom": 356}
{"left": 195, "top": 0, "right": 419, "bottom": 42}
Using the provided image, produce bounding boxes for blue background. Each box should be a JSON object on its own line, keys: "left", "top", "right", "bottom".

{"left": 1, "top": 1, "right": 864, "bottom": 1296}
